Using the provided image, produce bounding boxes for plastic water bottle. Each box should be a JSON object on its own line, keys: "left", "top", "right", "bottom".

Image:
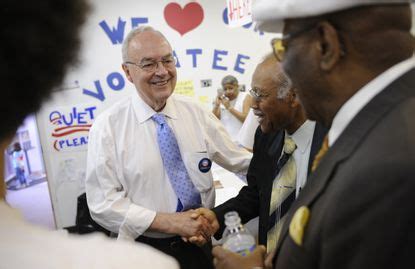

{"left": 222, "top": 211, "right": 256, "bottom": 256}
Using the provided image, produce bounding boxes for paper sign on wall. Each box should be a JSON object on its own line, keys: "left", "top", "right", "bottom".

{"left": 174, "top": 80, "right": 195, "bottom": 97}
{"left": 226, "top": 0, "right": 252, "bottom": 27}
{"left": 46, "top": 104, "right": 97, "bottom": 152}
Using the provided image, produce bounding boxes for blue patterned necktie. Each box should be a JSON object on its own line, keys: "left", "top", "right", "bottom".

{"left": 152, "top": 113, "right": 201, "bottom": 211}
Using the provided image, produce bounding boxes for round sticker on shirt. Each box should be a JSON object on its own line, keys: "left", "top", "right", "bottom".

{"left": 198, "top": 158, "right": 212, "bottom": 173}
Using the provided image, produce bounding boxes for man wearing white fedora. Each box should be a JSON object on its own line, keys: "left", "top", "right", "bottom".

{"left": 213, "top": 0, "right": 415, "bottom": 268}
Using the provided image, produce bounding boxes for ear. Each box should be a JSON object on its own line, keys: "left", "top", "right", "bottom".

{"left": 316, "top": 21, "right": 343, "bottom": 71}
{"left": 288, "top": 90, "right": 300, "bottom": 108}
{"left": 122, "top": 64, "right": 134, "bottom": 83}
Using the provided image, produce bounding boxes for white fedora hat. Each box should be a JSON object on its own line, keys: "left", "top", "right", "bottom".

{"left": 253, "top": 0, "right": 412, "bottom": 33}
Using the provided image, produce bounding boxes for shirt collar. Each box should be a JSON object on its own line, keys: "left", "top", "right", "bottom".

{"left": 329, "top": 56, "right": 415, "bottom": 147}
{"left": 286, "top": 120, "right": 316, "bottom": 154}
{"left": 131, "top": 91, "right": 179, "bottom": 124}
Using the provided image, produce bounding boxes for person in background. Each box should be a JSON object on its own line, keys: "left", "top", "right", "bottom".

{"left": 0, "top": 0, "right": 178, "bottom": 268}
{"left": 12, "top": 142, "right": 27, "bottom": 188}
{"left": 212, "top": 75, "right": 253, "bottom": 140}
{"left": 86, "top": 26, "right": 251, "bottom": 269}
{"left": 213, "top": 0, "right": 415, "bottom": 268}
{"left": 195, "top": 53, "right": 326, "bottom": 253}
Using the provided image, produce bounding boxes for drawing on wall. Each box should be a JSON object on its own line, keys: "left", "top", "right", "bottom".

{"left": 164, "top": 2, "right": 204, "bottom": 35}
{"left": 48, "top": 105, "right": 97, "bottom": 152}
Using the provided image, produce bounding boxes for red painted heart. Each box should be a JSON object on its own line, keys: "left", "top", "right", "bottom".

{"left": 164, "top": 2, "right": 204, "bottom": 36}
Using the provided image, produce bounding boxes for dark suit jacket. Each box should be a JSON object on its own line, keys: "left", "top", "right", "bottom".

{"left": 274, "top": 68, "right": 415, "bottom": 269}
{"left": 212, "top": 122, "right": 327, "bottom": 245}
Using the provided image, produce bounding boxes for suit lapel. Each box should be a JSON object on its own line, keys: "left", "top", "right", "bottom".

{"left": 270, "top": 131, "right": 284, "bottom": 178}
{"left": 276, "top": 67, "right": 415, "bottom": 253}
{"left": 307, "top": 123, "right": 328, "bottom": 176}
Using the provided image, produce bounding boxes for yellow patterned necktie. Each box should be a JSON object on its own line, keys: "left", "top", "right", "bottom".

{"left": 311, "top": 135, "right": 329, "bottom": 172}
{"left": 267, "top": 137, "right": 297, "bottom": 252}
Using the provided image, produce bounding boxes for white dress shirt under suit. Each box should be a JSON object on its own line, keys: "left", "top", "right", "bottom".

{"left": 329, "top": 56, "right": 415, "bottom": 146}
{"left": 86, "top": 92, "right": 252, "bottom": 241}
{"left": 283, "top": 120, "right": 316, "bottom": 198}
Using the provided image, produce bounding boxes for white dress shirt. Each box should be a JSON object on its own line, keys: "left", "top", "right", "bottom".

{"left": 237, "top": 108, "right": 259, "bottom": 150}
{"left": 284, "top": 120, "right": 316, "bottom": 197}
{"left": 86, "top": 92, "right": 252, "bottom": 241}
{"left": 0, "top": 201, "right": 179, "bottom": 269}
{"left": 329, "top": 56, "right": 415, "bottom": 146}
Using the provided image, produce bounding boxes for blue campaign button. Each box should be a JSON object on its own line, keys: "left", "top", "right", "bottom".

{"left": 198, "top": 158, "right": 212, "bottom": 173}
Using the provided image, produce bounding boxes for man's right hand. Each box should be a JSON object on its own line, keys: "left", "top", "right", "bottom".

{"left": 185, "top": 207, "right": 220, "bottom": 246}
{"left": 150, "top": 210, "right": 212, "bottom": 239}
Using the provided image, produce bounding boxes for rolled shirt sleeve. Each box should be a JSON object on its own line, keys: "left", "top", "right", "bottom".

{"left": 203, "top": 110, "right": 252, "bottom": 174}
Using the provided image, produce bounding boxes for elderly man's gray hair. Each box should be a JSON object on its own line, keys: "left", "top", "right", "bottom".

{"left": 121, "top": 26, "right": 169, "bottom": 62}
{"left": 275, "top": 72, "right": 292, "bottom": 99}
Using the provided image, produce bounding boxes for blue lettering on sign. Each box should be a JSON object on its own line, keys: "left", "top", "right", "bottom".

{"left": 51, "top": 106, "right": 96, "bottom": 151}
{"left": 107, "top": 72, "right": 125, "bottom": 91}
{"left": 100, "top": 17, "right": 149, "bottom": 45}
{"left": 234, "top": 54, "right": 250, "bottom": 74}
{"left": 131, "top": 17, "right": 149, "bottom": 28}
{"left": 79, "top": 136, "right": 88, "bottom": 145}
{"left": 212, "top": 50, "right": 228, "bottom": 71}
{"left": 52, "top": 106, "right": 97, "bottom": 127}
{"left": 77, "top": 112, "right": 87, "bottom": 124}
{"left": 57, "top": 136, "right": 89, "bottom": 150}
{"left": 173, "top": 51, "right": 181, "bottom": 68}
{"left": 186, "top": 49, "right": 202, "bottom": 68}
{"left": 83, "top": 80, "right": 105, "bottom": 101}
{"left": 62, "top": 113, "right": 74, "bottom": 125}
{"left": 99, "top": 18, "right": 126, "bottom": 45}
{"left": 83, "top": 72, "right": 127, "bottom": 101}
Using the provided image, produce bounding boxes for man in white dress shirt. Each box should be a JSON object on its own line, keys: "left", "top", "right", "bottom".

{"left": 0, "top": 1, "right": 178, "bottom": 268}
{"left": 85, "top": 26, "right": 252, "bottom": 269}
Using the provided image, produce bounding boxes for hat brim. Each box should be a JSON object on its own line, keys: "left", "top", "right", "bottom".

{"left": 255, "top": 19, "right": 285, "bottom": 33}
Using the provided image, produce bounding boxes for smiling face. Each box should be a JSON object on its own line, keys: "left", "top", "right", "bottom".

{"left": 251, "top": 56, "right": 297, "bottom": 134}
{"left": 122, "top": 30, "right": 177, "bottom": 111}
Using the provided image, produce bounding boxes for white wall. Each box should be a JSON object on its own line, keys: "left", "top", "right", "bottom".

{"left": 36, "top": 0, "right": 273, "bottom": 228}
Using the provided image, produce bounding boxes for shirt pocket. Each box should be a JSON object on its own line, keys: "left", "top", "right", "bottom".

{"left": 183, "top": 151, "right": 213, "bottom": 192}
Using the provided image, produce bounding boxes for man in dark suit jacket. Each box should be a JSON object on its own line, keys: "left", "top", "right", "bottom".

{"left": 212, "top": 1, "right": 415, "bottom": 269}
{"left": 193, "top": 54, "right": 326, "bottom": 248}
{"left": 212, "top": 117, "right": 326, "bottom": 246}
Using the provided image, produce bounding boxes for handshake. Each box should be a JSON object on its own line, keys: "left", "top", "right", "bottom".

{"left": 155, "top": 207, "right": 219, "bottom": 246}
{"left": 155, "top": 208, "right": 270, "bottom": 269}
{"left": 172, "top": 208, "right": 270, "bottom": 269}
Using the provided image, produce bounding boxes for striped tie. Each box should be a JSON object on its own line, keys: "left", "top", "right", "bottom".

{"left": 267, "top": 137, "right": 297, "bottom": 252}
{"left": 311, "top": 135, "right": 329, "bottom": 172}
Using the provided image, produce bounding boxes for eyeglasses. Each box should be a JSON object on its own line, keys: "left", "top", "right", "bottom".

{"left": 125, "top": 55, "right": 177, "bottom": 72}
{"left": 271, "top": 24, "right": 317, "bottom": 61}
{"left": 249, "top": 87, "right": 270, "bottom": 102}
